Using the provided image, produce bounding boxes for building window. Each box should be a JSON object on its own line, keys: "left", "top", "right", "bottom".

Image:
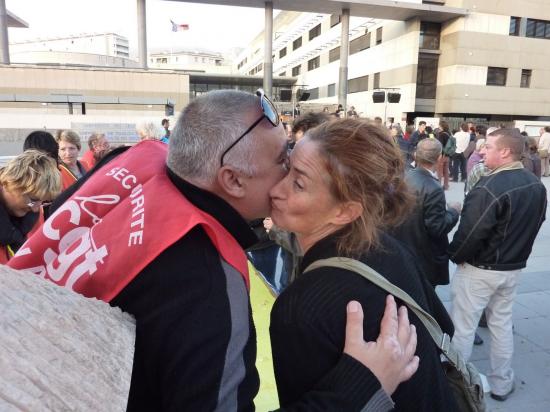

{"left": 526, "top": 18, "right": 550, "bottom": 39}
{"left": 327, "top": 83, "right": 336, "bottom": 97}
{"left": 374, "top": 72, "right": 380, "bottom": 89}
{"left": 330, "top": 14, "right": 341, "bottom": 27}
{"left": 348, "top": 75, "right": 369, "bottom": 93}
{"left": 419, "top": 22, "right": 441, "bottom": 49}
{"left": 350, "top": 33, "right": 371, "bottom": 55}
{"left": 292, "top": 64, "right": 301, "bottom": 76}
{"left": 521, "top": 69, "right": 532, "bottom": 88}
{"left": 376, "top": 27, "right": 383, "bottom": 45}
{"left": 309, "top": 24, "right": 322, "bottom": 41}
{"left": 308, "top": 56, "right": 320, "bottom": 71}
{"left": 279, "top": 47, "right": 287, "bottom": 59}
{"left": 487, "top": 67, "right": 508, "bottom": 86}
{"left": 293, "top": 36, "right": 302, "bottom": 50}
{"left": 306, "top": 87, "right": 319, "bottom": 100}
{"left": 279, "top": 71, "right": 286, "bottom": 76}
{"left": 329, "top": 46, "right": 340, "bottom": 63}
{"left": 509, "top": 16, "right": 520, "bottom": 36}
{"left": 416, "top": 53, "right": 439, "bottom": 98}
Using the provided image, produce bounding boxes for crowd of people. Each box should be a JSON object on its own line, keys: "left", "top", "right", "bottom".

{"left": 0, "top": 90, "right": 548, "bottom": 411}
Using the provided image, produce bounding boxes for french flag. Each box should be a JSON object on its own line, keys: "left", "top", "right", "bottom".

{"left": 171, "top": 20, "right": 189, "bottom": 32}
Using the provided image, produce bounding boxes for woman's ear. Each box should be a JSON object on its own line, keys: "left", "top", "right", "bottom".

{"left": 331, "top": 200, "right": 363, "bottom": 226}
{"left": 216, "top": 166, "right": 246, "bottom": 199}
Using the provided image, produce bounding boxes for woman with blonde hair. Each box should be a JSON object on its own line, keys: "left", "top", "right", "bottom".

{"left": 56, "top": 129, "right": 89, "bottom": 190}
{"left": 0, "top": 150, "right": 61, "bottom": 263}
{"left": 269, "top": 119, "right": 459, "bottom": 410}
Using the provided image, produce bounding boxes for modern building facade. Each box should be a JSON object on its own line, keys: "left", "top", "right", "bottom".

{"left": 0, "top": 64, "right": 189, "bottom": 153}
{"left": 235, "top": 0, "right": 550, "bottom": 124}
{"left": 10, "top": 33, "right": 130, "bottom": 58}
{"left": 9, "top": 33, "right": 137, "bottom": 68}
{"left": 149, "top": 48, "right": 233, "bottom": 74}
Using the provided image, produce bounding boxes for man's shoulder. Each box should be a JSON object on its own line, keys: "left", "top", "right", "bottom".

{"left": 406, "top": 168, "right": 441, "bottom": 191}
{"left": 478, "top": 168, "right": 545, "bottom": 196}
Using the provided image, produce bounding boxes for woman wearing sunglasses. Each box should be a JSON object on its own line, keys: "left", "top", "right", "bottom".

{"left": 269, "top": 119, "right": 459, "bottom": 410}
{"left": 0, "top": 150, "right": 61, "bottom": 263}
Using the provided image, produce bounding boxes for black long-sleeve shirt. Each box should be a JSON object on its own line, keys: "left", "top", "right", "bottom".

{"left": 271, "top": 232, "right": 459, "bottom": 412}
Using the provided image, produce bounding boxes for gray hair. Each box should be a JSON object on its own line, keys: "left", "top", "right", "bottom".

{"left": 415, "top": 138, "right": 442, "bottom": 165}
{"left": 167, "top": 90, "right": 262, "bottom": 184}
{"left": 136, "top": 122, "right": 163, "bottom": 140}
{"left": 475, "top": 138, "right": 486, "bottom": 151}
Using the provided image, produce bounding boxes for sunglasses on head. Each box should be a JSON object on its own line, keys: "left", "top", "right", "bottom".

{"left": 220, "top": 89, "right": 280, "bottom": 167}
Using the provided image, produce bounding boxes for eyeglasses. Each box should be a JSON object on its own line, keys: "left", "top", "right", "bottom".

{"left": 220, "top": 89, "right": 280, "bottom": 167}
{"left": 26, "top": 196, "right": 52, "bottom": 208}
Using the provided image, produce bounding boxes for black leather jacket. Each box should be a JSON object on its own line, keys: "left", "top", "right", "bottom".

{"left": 449, "top": 166, "right": 547, "bottom": 270}
{"left": 393, "top": 167, "right": 459, "bottom": 286}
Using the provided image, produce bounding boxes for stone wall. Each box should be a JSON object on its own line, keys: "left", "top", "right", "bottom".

{"left": 0, "top": 265, "right": 135, "bottom": 411}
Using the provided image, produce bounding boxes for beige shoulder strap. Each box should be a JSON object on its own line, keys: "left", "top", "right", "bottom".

{"left": 304, "top": 257, "right": 468, "bottom": 374}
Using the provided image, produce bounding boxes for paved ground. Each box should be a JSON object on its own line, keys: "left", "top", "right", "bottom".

{"left": 438, "top": 178, "right": 550, "bottom": 412}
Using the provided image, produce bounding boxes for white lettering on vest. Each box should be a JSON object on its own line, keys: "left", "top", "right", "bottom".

{"left": 128, "top": 184, "right": 145, "bottom": 245}
{"left": 107, "top": 168, "right": 146, "bottom": 247}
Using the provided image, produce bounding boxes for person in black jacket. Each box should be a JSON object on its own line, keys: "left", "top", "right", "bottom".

{"left": 393, "top": 139, "right": 460, "bottom": 287}
{"left": 269, "top": 119, "right": 459, "bottom": 411}
{"left": 46, "top": 90, "right": 419, "bottom": 411}
{"left": 449, "top": 128, "right": 547, "bottom": 402}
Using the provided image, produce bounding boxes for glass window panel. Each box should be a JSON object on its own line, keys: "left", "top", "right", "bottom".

{"left": 307, "top": 56, "right": 320, "bottom": 71}
{"left": 536, "top": 21, "right": 546, "bottom": 37}
{"left": 329, "top": 46, "right": 340, "bottom": 63}
{"left": 526, "top": 19, "right": 536, "bottom": 37}
{"left": 309, "top": 24, "right": 321, "bottom": 41}
{"left": 486, "top": 67, "right": 507, "bottom": 86}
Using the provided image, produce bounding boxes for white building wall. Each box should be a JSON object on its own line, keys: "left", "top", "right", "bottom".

{"left": 10, "top": 34, "right": 129, "bottom": 58}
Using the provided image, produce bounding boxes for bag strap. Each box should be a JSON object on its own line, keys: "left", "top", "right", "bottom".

{"left": 304, "top": 257, "right": 469, "bottom": 375}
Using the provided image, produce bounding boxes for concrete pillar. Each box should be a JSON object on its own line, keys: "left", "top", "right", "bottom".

{"left": 338, "top": 9, "right": 350, "bottom": 113}
{"left": 0, "top": 0, "right": 10, "bottom": 64}
{"left": 263, "top": 1, "right": 273, "bottom": 97}
{"left": 137, "top": 0, "right": 148, "bottom": 69}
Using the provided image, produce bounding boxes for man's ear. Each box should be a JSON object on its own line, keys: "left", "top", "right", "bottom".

{"left": 216, "top": 166, "right": 247, "bottom": 199}
{"left": 330, "top": 200, "right": 363, "bottom": 226}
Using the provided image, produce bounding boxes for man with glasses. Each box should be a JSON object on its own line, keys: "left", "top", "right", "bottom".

{"left": 0, "top": 150, "right": 61, "bottom": 264}
{"left": 11, "top": 90, "right": 418, "bottom": 411}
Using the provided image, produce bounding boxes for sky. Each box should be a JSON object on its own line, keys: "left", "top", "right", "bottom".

{"left": 6, "top": 0, "right": 276, "bottom": 55}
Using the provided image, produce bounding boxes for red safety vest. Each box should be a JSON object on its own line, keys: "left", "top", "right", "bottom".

{"left": 9, "top": 140, "right": 249, "bottom": 301}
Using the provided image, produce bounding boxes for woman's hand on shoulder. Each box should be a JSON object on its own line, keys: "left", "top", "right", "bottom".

{"left": 344, "top": 295, "right": 419, "bottom": 395}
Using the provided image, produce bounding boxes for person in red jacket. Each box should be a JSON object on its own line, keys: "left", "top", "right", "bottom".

{"left": 0, "top": 150, "right": 61, "bottom": 263}
{"left": 80, "top": 132, "right": 111, "bottom": 169}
